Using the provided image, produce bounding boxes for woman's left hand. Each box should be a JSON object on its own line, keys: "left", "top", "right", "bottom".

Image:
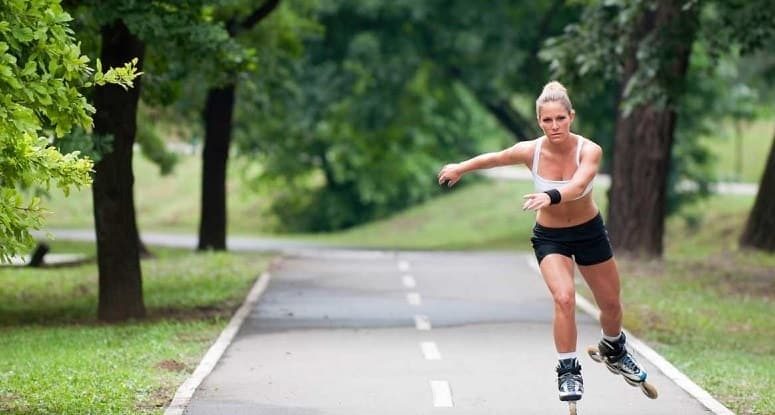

{"left": 522, "top": 193, "right": 551, "bottom": 211}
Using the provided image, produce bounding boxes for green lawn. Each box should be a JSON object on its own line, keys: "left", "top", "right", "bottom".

{"left": 624, "top": 195, "right": 773, "bottom": 415}
{"left": 0, "top": 247, "right": 269, "bottom": 414}
{"left": 700, "top": 118, "right": 774, "bottom": 183}
{"left": 41, "top": 155, "right": 274, "bottom": 234}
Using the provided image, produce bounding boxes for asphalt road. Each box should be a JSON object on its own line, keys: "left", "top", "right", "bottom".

{"left": 184, "top": 250, "right": 712, "bottom": 415}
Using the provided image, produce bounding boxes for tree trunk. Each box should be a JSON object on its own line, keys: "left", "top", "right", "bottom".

{"left": 92, "top": 20, "right": 146, "bottom": 321}
{"left": 607, "top": 1, "right": 698, "bottom": 258}
{"left": 740, "top": 128, "right": 775, "bottom": 251}
{"left": 197, "top": 84, "right": 236, "bottom": 251}
{"left": 483, "top": 98, "right": 537, "bottom": 142}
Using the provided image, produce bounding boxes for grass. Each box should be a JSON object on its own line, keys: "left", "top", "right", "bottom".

{"left": 700, "top": 118, "right": 774, "bottom": 183}
{"left": 0, "top": 245, "right": 269, "bottom": 414}
{"left": 41, "top": 155, "right": 273, "bottom": 235}
{"left": 570, "top": 194, "right": 773, "bottom": 415}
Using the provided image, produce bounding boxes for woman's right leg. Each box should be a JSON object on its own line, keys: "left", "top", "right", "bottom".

{"left": 539, "top": 253, "right": 577, "bottom": 352}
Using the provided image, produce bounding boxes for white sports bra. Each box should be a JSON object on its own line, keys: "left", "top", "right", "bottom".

{"left": 531, "top": 135, "right": 593, "bottom": 197}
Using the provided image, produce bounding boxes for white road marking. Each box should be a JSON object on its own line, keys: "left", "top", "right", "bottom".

{"left": 430, "top": 380, "right": 454, "bottom": 407}
{"left": 407, "top": 292, "right": 422, "bottom": 306}
{"left": 398, "top": 260, "right": 410, "bottom": 271}
{"left": 420, "top": 342, "right": 441, "bottom": 360}
{"left": 402, "top": 275, "right": 417, "bottom": 288}
{"left": 414, "top": 315, "right": 432, "bottom": 330}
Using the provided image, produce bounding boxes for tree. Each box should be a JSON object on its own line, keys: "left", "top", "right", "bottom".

{"left": 543, "top": 0, "right": 704, "bottom": 257}
{"left": 708, "top": 0, "right": 775, "bottom": 251}
{"left": 543, "top": 0, "right": 775, "bottom": 258}
{"left": 91, "top": 19, "right": 147, "bottom": 321}
{"left": 197, "top": 0, "right": 284, "bottom": 251}
{"left": 68, "top": 0, "right": 245, "bottom": 321}
{"left": 740, "top": 130, "right": 775, "bottom": 251}
{"left": 607, "top": 1, "right": 700, "bottom": 257}
{"left": 0, "top": 0, "right": 138, "bottom": 263}
{"left": 418, "top": 0, "right": 584, "bottom": 142}
{"left": 232, "top": 1, "right": 595, "bottom": 232}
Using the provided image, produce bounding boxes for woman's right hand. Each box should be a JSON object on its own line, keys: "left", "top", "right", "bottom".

{"left": 437, "top": 163, "right": 463, "bottom": 187}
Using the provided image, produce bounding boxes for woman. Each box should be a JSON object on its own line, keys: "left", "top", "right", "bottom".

{"left": 436, "top": 81, "right": 648, "bottom": 403}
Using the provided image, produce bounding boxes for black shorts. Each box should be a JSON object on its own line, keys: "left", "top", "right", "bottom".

{"left": 530, "top": 213, "right": 614, "bottom": 266}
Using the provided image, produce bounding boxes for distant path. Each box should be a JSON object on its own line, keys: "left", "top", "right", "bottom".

{"left": 481, "top": 166, "right": 758, "bottom": 196}
{"left": 183, "top": 250, "right": 715, "bottom": 414}
{"left": 34, "top": 229, "right": 338, "bottom": 253}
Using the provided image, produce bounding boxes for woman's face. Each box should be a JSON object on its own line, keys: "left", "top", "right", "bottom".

{"left": 538, "top": 101, "right": 574, "bottom": 143}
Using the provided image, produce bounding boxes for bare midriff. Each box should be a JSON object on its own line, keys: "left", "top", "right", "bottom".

{"left": 535, "top": 194, "right": 600, "bottom": 228}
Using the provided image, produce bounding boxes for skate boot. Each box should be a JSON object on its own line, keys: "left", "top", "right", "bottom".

{"left": 556, "top": 358, "right": 583, "bottom": 402}
{"left": 597, "top": 332, "right": 647, "bottom": 385}
{"left": 588, "top": 332, "right": 658, "bottom": 399}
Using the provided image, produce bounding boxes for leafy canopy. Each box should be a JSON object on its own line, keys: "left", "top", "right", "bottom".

{"left": 0, "top": 0, "right": 139, "bottom": 262}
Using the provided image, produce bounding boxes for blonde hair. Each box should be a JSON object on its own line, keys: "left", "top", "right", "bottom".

{"left": 536, "top": 81, "right": 573, "bottom": 117}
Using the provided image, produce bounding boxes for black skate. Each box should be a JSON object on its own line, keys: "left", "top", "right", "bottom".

{"left": 587, "top": 332, "right": 658, "bottom": 399}
{"left": 556, "top": 358, "right": 583, "bottom": 414}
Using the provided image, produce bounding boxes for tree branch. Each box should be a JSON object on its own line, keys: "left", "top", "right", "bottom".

{"left": 441, "top": 65, "right": 536, "bottom": 141}
{"left": 237, "top": 0, "right": 282, "bottom": 34}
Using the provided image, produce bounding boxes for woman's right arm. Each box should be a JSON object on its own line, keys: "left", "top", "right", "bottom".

{"left": 437, "top": 141, "right": 534, "bottom": 187}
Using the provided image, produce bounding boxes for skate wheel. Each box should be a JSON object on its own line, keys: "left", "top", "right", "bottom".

{"left": 641, "top": 381, "right": 658, "bottom": 399}
{"left": 568, "top": 401, "right": 577, "bottom": 415}
{"left": 586, "top": 346, "right": 603, "bottom": 363}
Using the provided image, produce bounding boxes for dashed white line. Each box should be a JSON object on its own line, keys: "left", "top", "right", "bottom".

{"left": 414, "top": 315, "right": 432, "bottom": 330}
{"left": 407, "top": 292, "right": 422, "bottom": 306}
{"left": 402, "top": 275, "right": 417, "bottom": 288}
{"left": 430, "top": 380, "right": 454, "bottom": 407}
{"left": 420, "top": 342, "right": 441, "bottom": 360}
{"left": 398, "top": 260, "right": 411, "bottom": 272}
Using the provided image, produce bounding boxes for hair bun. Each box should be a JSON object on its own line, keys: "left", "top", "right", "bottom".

{"left": 542, "top": 81, "right": 567, "bottom": 94}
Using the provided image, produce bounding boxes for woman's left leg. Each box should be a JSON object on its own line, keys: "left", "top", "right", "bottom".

{"left": 577, "top": 257, "right": 622, "bottom": 337}
{"left": 578, "top": 257, "right": 651, "bottom": 388}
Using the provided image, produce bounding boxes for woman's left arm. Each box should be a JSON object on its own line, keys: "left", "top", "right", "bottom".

{"left": 558, "top": 142, "right": 601, "bottom": 201}
{"left": 522, "top": 141, "right": 602, "bottom": 211}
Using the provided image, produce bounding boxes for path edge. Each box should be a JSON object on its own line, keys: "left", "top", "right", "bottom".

{"left": 164, "top": 270, "right": 273, "bottom": 415}
{"left": 527, "top": 255, "right": 735, "bottom": 415}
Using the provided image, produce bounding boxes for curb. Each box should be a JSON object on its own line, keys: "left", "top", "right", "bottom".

{"left": 574, "top": 295, "right": 735, "bottom": 415}
{"left": 526, "top": 256, "right": 735, "bottom": 415}
{"left": 164, "top": 270, "right": 273, "bottom": 415}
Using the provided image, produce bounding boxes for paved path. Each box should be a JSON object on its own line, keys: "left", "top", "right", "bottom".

{"left": 184, "top": 251, "right": 712, "bottom": 415}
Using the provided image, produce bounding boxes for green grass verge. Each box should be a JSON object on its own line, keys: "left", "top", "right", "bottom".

{"left": 0, "top": 246, "right": 269, "bottom": 414}
{"left": 40, "top": 116, "right": 771, "bottom": 237}
{"left": 574, "top": 194, "right": 773, "bottom": 415}
{"left": 313, "top": 178, "right": 609, "bottom": 250}
{"left": 700, "top": 118, "right": 774, "bottom": 183}
{"left": 40, "top": 155, "right": 273, "bottom": 235}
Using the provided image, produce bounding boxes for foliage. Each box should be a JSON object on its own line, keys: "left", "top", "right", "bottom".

{"left": 0, "top": 0, "right": 139, "bottom": 263}
{"left": 236, "top": 32, "right": 482, "bottom": 231}
{"left": 234, "top": 0, "right": 585, "bottom": 231}
{"left": 541, "top": 0, "right": 772, "bottom": 216}
{"left": 58, "top": 0, "right": 252, "bottom": 172}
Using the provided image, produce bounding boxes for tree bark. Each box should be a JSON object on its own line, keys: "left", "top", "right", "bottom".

{"left": 196, "top": 1, "right": 281, "bottom": 251}
{"left": 607, "top": 1, "right": 698, "bottom": 258}
{"left": 197, "top": 84, "right": 235, "bottom": 251}
{"left": 92, "top": 20, "right": 146, "bottom": 321}
{"left": 740, "top": 128, "right": 775, "bottom": 251}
